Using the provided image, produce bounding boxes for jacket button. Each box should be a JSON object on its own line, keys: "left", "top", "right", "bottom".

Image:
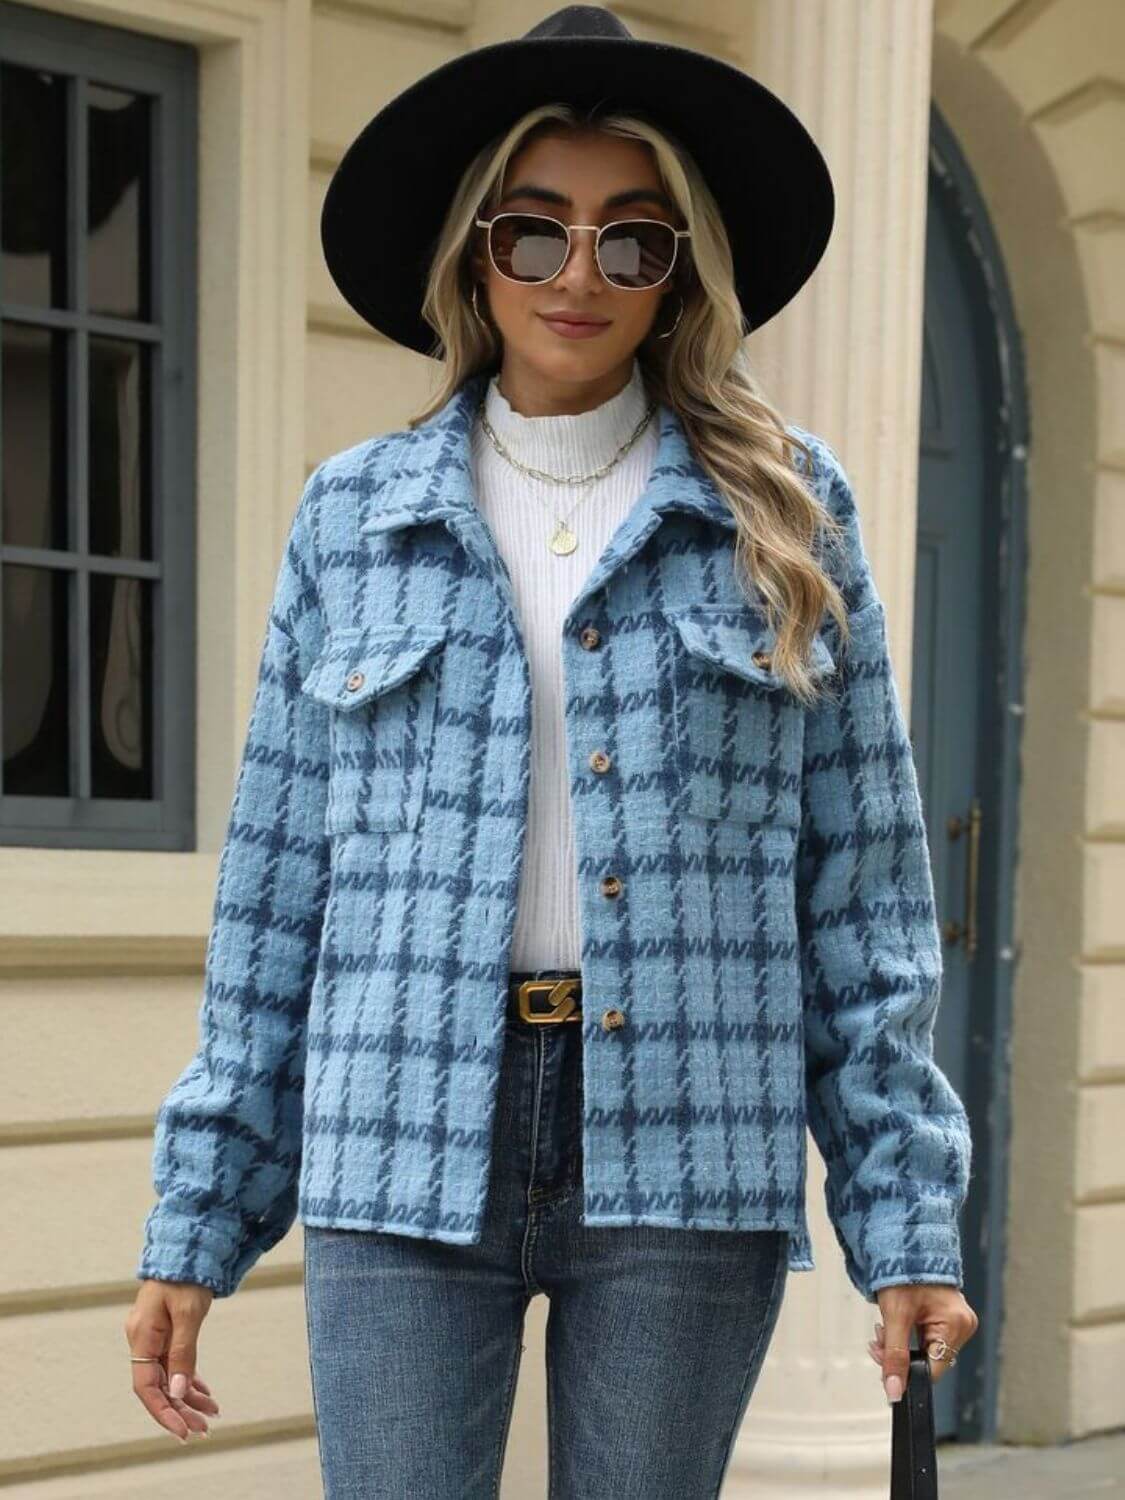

{"left": 600, "top": 874, "right": 622, "bottom": 899}
{"left": 751, "top": 651, "right": 772, "bottom": 669}
{"left": 579, "top": 625, "right": 601, "bottom": 650}
{"left": 589, "top": 749, "right": 612, "bottom": 774}
{"left": 601, "top": 1008, "right": 626, "bottom": 1031}
{"left": 345, "top": 670, "right": 366, "bottom": 691}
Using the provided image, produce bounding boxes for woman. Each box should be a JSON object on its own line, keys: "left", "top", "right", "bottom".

{"left": 126, "top": 7, "right": 978, "bottom": 1494}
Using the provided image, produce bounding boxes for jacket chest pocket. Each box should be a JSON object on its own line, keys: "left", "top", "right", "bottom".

{"left": 299, "top": 626, "right": 448, "bottom": 834}
{"left": 661, "top": 606, "right": 835, "bottom": 827}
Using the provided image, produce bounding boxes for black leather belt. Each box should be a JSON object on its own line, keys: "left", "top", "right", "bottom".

{"left": 507, "top": 970, "right": 582, "bottom": 1024}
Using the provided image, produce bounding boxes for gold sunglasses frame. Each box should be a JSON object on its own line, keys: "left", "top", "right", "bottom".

{"left": 473, "top": 211, "right": 691, "bottom": 291}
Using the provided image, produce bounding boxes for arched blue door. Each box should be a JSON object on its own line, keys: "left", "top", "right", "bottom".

{"left": 914, "top": 105, "right": 1028, "bottom": 1442}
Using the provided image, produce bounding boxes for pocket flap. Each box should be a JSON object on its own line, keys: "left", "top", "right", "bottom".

{"left": 663, "top": 606, "right": 834, "bottom": 689}
{"left": 300, "top": 626, "right": 447, "bottom": 710}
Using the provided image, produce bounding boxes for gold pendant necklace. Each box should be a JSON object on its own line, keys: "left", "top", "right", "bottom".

{"left": 478, "top": 390, "right": 655, "bottom": 555}
{"left": 549, "top": 520, "right": 579, "bottom": 555}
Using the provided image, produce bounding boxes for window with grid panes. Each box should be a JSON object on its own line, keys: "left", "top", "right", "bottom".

{"left": 1, "top": 0, "right": 197, "bottom": 848}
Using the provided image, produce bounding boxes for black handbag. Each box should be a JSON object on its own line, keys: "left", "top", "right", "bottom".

{"left": 890, "top": 1339, "right": 938, "bottom": 1498}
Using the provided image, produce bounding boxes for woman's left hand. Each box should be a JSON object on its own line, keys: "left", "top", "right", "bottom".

{"left": 867, "top": 1284, "right": 979, "bottom": 1404}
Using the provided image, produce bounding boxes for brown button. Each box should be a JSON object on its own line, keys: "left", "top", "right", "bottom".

{"left": 589, "top": 749, "right": 611, "bottom": 774}
{"left": 345, "top": 669, "right": 366, "bottom": 691}
{"left": 579, "top": 625, "right": 601, "bottom": 650}
{"left": 751, "top": 651, "right": 772, "bottom": 670}
{"left": 599, "top": 874, "right": 623, "bottom": 899}
{"left": 601, "top": 1008, "right": 626, "bottom": 1031}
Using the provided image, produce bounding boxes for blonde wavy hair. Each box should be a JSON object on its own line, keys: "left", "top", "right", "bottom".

{"left": 410, "top": 102, "right": 851, "bottom": 704}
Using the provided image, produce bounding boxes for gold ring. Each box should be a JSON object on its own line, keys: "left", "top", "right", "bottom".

{"left": 927, "top": 1338, "right": 958, "bottom": 1365}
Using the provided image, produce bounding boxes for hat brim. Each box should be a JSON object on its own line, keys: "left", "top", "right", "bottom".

{"left": 320, "top": 34, "right": 835, "bottom": 356}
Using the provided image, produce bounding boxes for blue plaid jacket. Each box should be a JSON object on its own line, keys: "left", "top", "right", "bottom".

{"left": 137, "top": 370, "right": 972, "bottom": 1304}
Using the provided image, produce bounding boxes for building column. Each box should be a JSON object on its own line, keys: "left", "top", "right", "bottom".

{"left": 728, "top": 3, "right": 936, "bottom": 1495}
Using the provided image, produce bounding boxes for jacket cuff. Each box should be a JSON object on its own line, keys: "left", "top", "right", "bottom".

{"left": 846, "top": 1215, "right": 966, "bottom": 1304}
{"left": 136, "top": 1198, "right": 267, "bottom": 1298}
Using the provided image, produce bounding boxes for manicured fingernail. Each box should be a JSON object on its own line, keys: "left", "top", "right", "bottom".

{"left": 170, "top": 1373, "right": 187, "bottom": 1398}
{"left": 885, "top": 1375, "right": 904, "bottom": 1403}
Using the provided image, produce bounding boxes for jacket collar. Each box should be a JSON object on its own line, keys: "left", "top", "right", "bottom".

{"left": 358, "top": 369, "right": 737, "bottom": 541}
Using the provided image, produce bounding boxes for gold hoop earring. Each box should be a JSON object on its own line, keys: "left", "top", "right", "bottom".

{"left": 655, "top": 293, "right": 684, "bottom": 341}
{"left": 471, "top": 282, "right": 491, "bottom": 330}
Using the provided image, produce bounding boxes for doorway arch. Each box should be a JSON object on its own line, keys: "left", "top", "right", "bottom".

{"left": 915, "top": 100, "right": 1030, "bottom": 1442}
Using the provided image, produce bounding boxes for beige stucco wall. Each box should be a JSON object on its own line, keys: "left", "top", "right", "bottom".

{"left": 1, "top": 0, "right": 1122, "bottom": 1493}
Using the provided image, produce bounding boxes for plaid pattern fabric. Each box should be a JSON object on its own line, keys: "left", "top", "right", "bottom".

{"left": 137, "top": 371, "right": 972, "bottom": 1303}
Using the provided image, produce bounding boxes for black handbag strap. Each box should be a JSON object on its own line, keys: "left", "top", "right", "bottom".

{"left": 890, "top": 1339, "right": 938, "bottom": 1499}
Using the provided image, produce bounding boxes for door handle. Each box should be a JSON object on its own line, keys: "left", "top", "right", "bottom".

{"left": 943, "top": 797, "right": 981, "bottom": 961}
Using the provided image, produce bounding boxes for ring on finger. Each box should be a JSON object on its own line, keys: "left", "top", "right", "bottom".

{"left": 927, "top": 1337, "right": 958, "bottom": 1366}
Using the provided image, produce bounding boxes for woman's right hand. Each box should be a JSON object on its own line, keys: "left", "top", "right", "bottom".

{"left": 125, "top": 1279, "right": 219, "bottom": 1442}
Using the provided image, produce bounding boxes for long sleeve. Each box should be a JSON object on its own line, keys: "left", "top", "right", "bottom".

{"left": 795, "top": 436, "right": 972, "bottom": 1304}
{"left": 136, "top": 474, "right": 331, "bottom": 1297}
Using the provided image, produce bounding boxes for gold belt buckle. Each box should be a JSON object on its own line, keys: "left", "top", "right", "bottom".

{"left": 518, "top": 977, "right": 581, "bottom": 1023}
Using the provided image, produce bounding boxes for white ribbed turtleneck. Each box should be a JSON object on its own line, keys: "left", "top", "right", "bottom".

{"left": 470, "top": 357, "right": 660, "bottom": 971}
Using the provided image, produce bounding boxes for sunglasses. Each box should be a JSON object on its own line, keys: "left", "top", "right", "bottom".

{"left": 474, "top": 211, "right": 690, "bottom": 291}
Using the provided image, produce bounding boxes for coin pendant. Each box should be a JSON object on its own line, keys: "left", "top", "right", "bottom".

{"left": 549, "top": 523, "right": 578, "bottom": 555}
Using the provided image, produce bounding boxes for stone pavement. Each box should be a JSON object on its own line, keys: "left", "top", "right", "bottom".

{"left": 938, "top": 1429, "right": 1124, "bottom": 1496}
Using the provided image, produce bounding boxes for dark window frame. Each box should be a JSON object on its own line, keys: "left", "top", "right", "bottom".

{"left": 0, "top": 0, "right": 197, "bottom": 849}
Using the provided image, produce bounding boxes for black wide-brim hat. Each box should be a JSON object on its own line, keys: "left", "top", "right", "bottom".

{"left": 321, "top": 4, "right": 835, "bottom": 357}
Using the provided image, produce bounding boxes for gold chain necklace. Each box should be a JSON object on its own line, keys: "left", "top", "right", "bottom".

{"left": 477, "top": 391, "right": 656, "bottom": 556}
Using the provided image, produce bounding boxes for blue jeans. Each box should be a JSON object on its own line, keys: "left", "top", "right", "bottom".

{"left": 303, "top": 980, "right": 790, "bottom": 1499}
